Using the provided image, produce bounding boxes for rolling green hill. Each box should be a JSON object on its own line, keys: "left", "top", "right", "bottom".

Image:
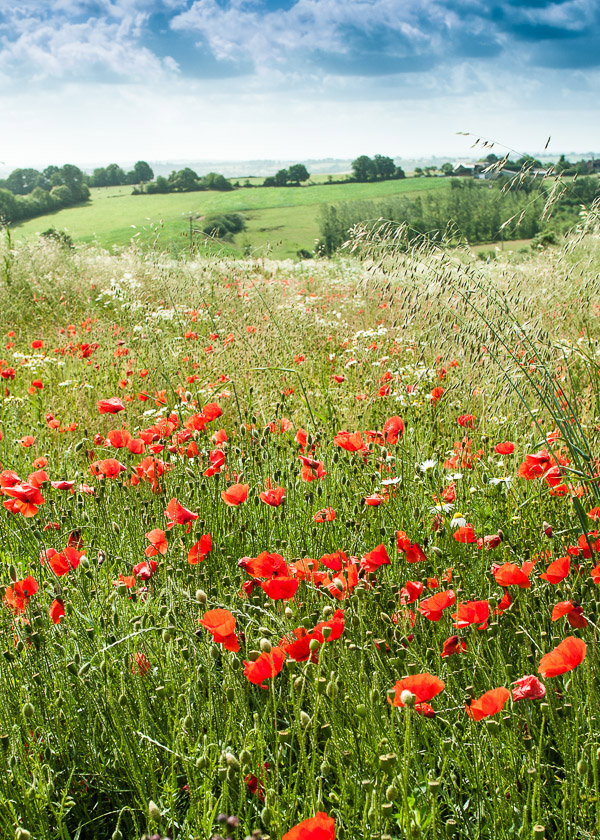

{"left": 10, "top": 177, "right": 450, "bottom": 259}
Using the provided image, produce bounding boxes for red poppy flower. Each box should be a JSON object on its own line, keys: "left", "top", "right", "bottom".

{"left": 389, "top": 673, "right": 445, "bottom": 707}
{"left": 282, "top": 812, "right": 335, "bottom": 840}
{"left": 50, "top": 598, "right": 65, "bottom": 624}
{"left": 418, "top": 589, "right": 456, "bottom": 621}
{"left": 477, "top": 533, "right": 503, "bottom": 550}
{"left": 132, "top": 560, "right": 157, "bottom": 580}
{"left": 333, "top": 431, "right": 366, "bottom": 452}
{"left": 42, "top": 546, "right": 84, "bottom": 577}
{"left": 495, "top": 441, "right": 515, "bottom": 455}
{"left": 466, "top": 687, "right": 510, "bottom": 720}
{"left": 97, "top": 397, "right": 125, "bottom": 414}
{"left": 239, "top": 551, "right": 288, "bottom": 578}
{"left": 260, "top": 577, "right": 300, "bottom": 600}
{"left": 187, "top": 533, "right": 212, "bottom": 565}
{"left": 441, "top": 481, "right": 456, "bottom": 502}
{"left": 538, "top": 636, "right": 587, "bottom": 678}
{"left": 453, "top": 525, "right": 477, "bottom": 544}
{"left": 430, "top": 386, "right": 445, "bottom": 404}
{"left": 539, "top": 556, "right": 570, "bottom": 584}
{"left": 199, "top": 608, "right": 239, "bottom": 652}
{"left": 3, "top": 482, "right": 45, "bottom": 517}
{"left": 313, "top": 507, "right": 335, "bottom": 522}
{"left": 281, "top": 628, "right": 320, "bottom": 662}
{"left": 441, "top": 634, "right": 467, "bottom": 657}
{"left": 495, "top": 591, "right": 512, "bottom": 615}
{"left": 512, "top": 675, "right": 546, "bottom": 702}
{"left": 360, "top": 543, "right": 391, "bottom": 573}
{"left": 164, "top": 497, "right": 198, "bottom": 531}
{"left": 400, "top": 580, "right": 424, "bottom": 605}
{"left": 452, "top": 600, "right": 490, "bottom": 630}
{"left": 221, "top": 483, "right": 249, "bottom": 506}
{"left": 383, "top": 415, "right": 404, "bottom": 444}
{"left": 318, "top": 550, "right": 346, "bottom": 572}
{"left": 259, "top": 484, "right": 286, "bottom": 507}
{"left": 243, "top": 647, "right": 286, "bottom": 685}
{"left": 551, "top": 600, "right": 587, "bottom": 628}
{"left": 90, "top": 458, "right": 126, "bottom": 479}
{"left": 492, "top": 562, "right": 532, "bottom": 589}
{"left": 4, "top": 575, "right": 38, "bottom": 614}
{"left": 457, "top": 414, "right": 475, "bottom": 427}
{"left": 396, "top": 530, "right": 427, "bottom": 563}
{"left": 145, "top": 528, "right": 168, "bottom": 557}
{"left": 132, "top": 652, "right": 151, "bottom": 675}
{"left": 299, "top": 454, "right": 326, "bottom": 482}
{"left": 312, "top": 609, "right": 345, "bottom": 642}
{"left": 518, "top": 449, "right": 553, "bottom": 480}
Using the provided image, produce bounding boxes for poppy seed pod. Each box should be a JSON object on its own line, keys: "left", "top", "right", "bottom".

{"left": 399, "top": 689, "right": 416, "bottom": 707}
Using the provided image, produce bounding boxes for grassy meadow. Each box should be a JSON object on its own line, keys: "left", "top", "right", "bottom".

{"left": 9, "top": 178, "right": 449, "bottom": 259}
{"left": 1, "top": 212, "right": 600, "bottom": 840}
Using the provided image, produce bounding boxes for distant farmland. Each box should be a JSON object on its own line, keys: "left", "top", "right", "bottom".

{"left": 10, "top": 178, "right": 450, "bottom": 259}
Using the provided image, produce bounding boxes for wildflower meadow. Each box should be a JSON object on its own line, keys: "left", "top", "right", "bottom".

{"left": 1, "top": 214, "right": 600, "bottom": 840}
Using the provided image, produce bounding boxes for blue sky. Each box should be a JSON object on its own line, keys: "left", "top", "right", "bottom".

{"left": 0, "top": 0, "right": 598, "bottom": 167}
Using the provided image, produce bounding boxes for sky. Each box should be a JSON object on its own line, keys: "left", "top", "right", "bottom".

{"left": 0, "top": 0, "right": 599, "bottom": 169}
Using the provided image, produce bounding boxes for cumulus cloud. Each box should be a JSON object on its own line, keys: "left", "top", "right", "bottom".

{"left": 0, "top": 0, "right": 597, "bottom": 87}
{"left": 169, "top": 0, "right": 600, "bottom": 76}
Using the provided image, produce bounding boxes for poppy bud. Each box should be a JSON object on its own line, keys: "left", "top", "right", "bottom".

{"left": 147, "top": 800, "right": 161, "bottom": 822}
{"left": 9, "top": 565, "right": 17, "bottom": 583}
{"left": 259, "top": 638, "right": 272, "bottom": 653}
{"left": 261, "top": 806, "right": 273, "bottom": 826}
{"left": 22, "top": 702, "right": 35, "bottom": 721}
{"left": 111, "top": 831, "right": 123, "bottom": 840}
{"left": 15, "top": 830, "right": 32, "bottom": 840}
{"left": 300, "top": 711, "right": 311, "bottom": 729}
{"left": 309, "top": 638, "right": 320, "bottom": 652}
{"left": 542, "top": 521, "right": 553, "bottom": 537}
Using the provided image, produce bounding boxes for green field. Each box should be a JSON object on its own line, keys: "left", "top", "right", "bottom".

{"left": 10, "top": 178, "right": 449, "bottom": 259}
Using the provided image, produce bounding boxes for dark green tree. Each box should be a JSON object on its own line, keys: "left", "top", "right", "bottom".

{"left": 351, "top": 155, "right": 376, "bottom": 182}
{"left": 132, "top": 161, "right": 154, "bottom": 183}
{"left": 274, "top": 169, "right": 289, "bottom": 186}
{"left": 373, "top": 155, "right": 395, "bottom": 180}
{"left": 168, "top": 168, "right": 199, "bottom": 192}
{"left": 287, "top": 164, "right": 310, "bottom": 185}
{"left": 6, "top": 168, "right": 46, "bottom": 195}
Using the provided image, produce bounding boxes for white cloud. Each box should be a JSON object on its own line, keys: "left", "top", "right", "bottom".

{"left": 0, "top": 14, "right": 175, "bottom": 82}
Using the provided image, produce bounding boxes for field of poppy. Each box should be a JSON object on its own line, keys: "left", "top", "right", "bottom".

{"left": 1, "top": 214, "right": 600, "bottom": 840}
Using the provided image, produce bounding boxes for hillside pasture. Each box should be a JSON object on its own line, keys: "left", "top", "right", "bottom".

{"left": 10, "top": 178, "right": 450, "bottom": 259}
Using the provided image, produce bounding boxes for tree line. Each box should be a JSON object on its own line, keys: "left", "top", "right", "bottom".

{"left": 0, "top": 164, "right": 90, "bottom": 225}
{"left": 316, "top": 176, "right": 600, "bottom": 255}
